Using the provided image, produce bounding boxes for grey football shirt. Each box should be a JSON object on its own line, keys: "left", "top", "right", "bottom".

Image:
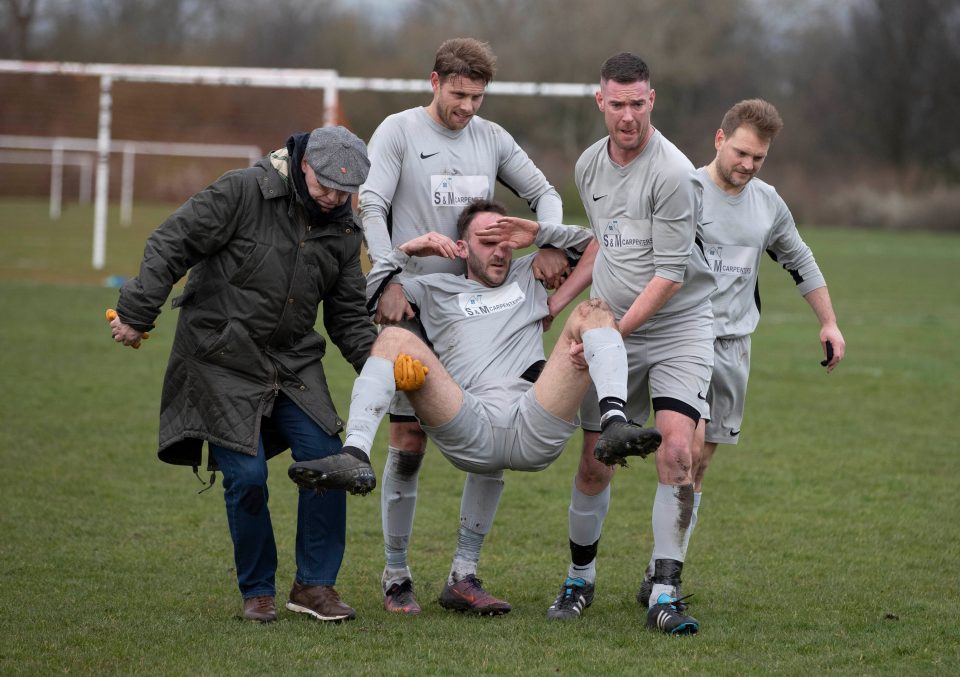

{"left": 398, "top": 254, "right": 548, "bottom": 390}
{"left": 697, "top": 167, "right": 825, "bottom": 338}
{"left": 576, "top": 130, "right": 714, "bottom": 320}
{"left": 359, "top": 106, "right": 563, "bottom": 278}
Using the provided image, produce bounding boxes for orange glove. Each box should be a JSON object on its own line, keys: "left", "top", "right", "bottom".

{"left": 106, "top": 308, "right": 150, "bottom": 349}
{"left": 394, "top": 352, "right": 429, "bottom": 391}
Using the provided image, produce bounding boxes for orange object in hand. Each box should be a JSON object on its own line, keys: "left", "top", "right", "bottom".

{"left": 394, "top": 352, "right": 429, "bottom": 391}
{"left": 105, "top": 308, "right": 150, "bottom": 348}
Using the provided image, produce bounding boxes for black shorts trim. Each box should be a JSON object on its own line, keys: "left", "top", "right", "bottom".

{"left": 388, "top": 414, "right": 419, "bottom": 423}
{"left": 652, "top": 396, "right": 701, "bottom": 424}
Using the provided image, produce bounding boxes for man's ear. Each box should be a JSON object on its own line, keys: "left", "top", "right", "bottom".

{"left": 456, "top": 240, "right": 468, "bottom": 259}
{"left": 714, "top": 128, "right": 726, "bottom": 152}
{"left": 430, "top": 71, "right": 441, "bottom": 93}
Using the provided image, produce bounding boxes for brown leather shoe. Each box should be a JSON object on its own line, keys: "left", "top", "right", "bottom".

{"left": 242, "top": 595, "right": 277, "bottom": 623}
{"left": 285, "top": 581, "right": 356, "bottom": 622}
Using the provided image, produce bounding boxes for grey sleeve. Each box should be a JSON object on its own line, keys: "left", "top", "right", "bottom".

{"left": 766, "top": 200, "right": 826, "bottom": 296}
{"left": 493, "top": 123, "right": 563, "bottom": 220}
{"left": 534, "top": 221, "right": 594, "bottom": 254}
{"left": 359, "top": 119, "right": 404, "bottom": 263}
{"left": 365, "top": 247, "right": 410, "bottom": 311}
{"left": 533, "top": 190, "right": 564, "bottom": 224}
{"left": 652, "top": 167, "right": 701, "bottom": 283}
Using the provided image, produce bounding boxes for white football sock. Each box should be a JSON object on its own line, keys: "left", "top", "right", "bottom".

{"left": 342, "top": 356, "right": 395, "bottom": 457}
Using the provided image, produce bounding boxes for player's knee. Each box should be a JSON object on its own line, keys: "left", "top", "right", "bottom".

{"left": 660, "top": 438, "right": 694, "bottom": 485}
{"left": 374, "top": 326, "right": 417, "bottom": 356}
{"left": 577, "top": 451, "right": 615, "bottom": 490}
{"left": 571, "top": 298, "right": 615, "bottom": 330}
{"left": 390, "top": 421, "right": 427, "bottom": 452}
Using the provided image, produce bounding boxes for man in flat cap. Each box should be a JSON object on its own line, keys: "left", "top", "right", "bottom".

{"left": 108, "top": 126, "right": 377, "bottom": 624}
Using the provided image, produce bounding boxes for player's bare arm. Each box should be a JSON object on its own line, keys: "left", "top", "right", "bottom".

{"left": 803, "top": 286, "right": 845, "bottom": 372}
{"left": 618, "top": 275, "right": 682, "bottom": 336}
{"left": 374, "top": 234, "right": 459, "bottom": 325}
{"left": 546, "top": 238, "right": 599, "bottom": 318}
{"left": 398, "top": 232, "right": 459, "bottom": 259}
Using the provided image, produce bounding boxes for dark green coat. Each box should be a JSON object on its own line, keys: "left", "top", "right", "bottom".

{"left": 116, "top": 150, "right": 376, "bottom": 468}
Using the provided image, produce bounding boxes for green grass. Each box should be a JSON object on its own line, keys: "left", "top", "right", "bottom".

{"left": 1, "top": 200, "right": 959, "bottom": 674}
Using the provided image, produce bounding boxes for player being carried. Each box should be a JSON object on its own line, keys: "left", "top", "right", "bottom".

{"left": 289, "top": 198, "right": 661, "bottom": 614}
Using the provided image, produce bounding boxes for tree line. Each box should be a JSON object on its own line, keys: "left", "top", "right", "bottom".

{"left": 2, "top": 0, "right": 958, "bottom": 229}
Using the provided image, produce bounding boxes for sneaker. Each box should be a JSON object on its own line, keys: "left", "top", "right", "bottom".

{"left": 646, "top": 593, "right": 699, "bottom": 635}
{"left": 593, "top": 420, "right": 662, "bottom": 467}
{"left": 384, "top": 578, "right": 422, "bottom": 615}
{"left": 636, "top": 579, "right": 683, "bottom": 609}
{"left": 285, "top": 581, "right": 356, "bottom": 622}
{"left": 288, "top": 446, "right": 376, "bottom": 495}
{"left": 545, "top": 577, "right": 595, "bottom": 620}
{"left": 242, "top": 595, "right": 277, "bottom": 623}
{"left": 438, "top": 575, "right": 512, "bottom": 615}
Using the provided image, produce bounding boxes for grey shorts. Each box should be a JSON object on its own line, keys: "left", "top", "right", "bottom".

{"left": 580, "top": 306, "right": 714, "bottom": 431}
{"left": 421, "top": 378, "right": 578, "bottom": 474}
{"left": 705, "top": 335, "right": 751, "bottom": 445}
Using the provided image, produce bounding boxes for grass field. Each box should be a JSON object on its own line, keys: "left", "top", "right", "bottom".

{"left": 1, "top": 198, "right": 959, "bottom": 675}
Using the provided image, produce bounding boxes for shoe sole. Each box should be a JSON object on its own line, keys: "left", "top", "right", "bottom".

{"left": 384, "top": 592, "right": 422, "bottom": 615}
{"left": 285, "top": 601, "right": 355, "bottom": 622}
{"left": 438, "top": 600, "right": 511, "bottom": 616}
{"left": 593, "top": 428, "right": 662, "bottom": 466}
{"left": 241, "top": 614, "right": 277, "bottom": 623}
{"left": 384, "top": 603, "right": 422, "bottom": 615}
{"left": 289, "top": 466, "right": 375, "bottom": 496}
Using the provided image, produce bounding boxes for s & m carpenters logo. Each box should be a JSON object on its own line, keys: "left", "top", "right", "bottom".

{"left": 600, "top": 219, "right": 652, "bottom": 249}
{"left": 458, "top": 283, "right": 525, "bottom": 317}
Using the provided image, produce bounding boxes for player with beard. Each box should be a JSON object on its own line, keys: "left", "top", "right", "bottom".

{"left": 542, "top": 52, "right": 715, "bottom": 634}
{"left": 290, "top": 199, "right": 661, "bottom": 614}
{"left": 358, "top": 38, "right": 569, "bottom": 616}
{"left": 677, "top": 99, "right": 844, "bottom": 565}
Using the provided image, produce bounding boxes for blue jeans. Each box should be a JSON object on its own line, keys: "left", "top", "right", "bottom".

{"left": 210, "top": 393, "right": 346, "bottom": 599}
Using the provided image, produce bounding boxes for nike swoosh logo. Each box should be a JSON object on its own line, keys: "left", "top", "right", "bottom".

{"left": 697, "top": 392, "right": 707, "bottom": 400}
{"left": 592, "top": 194, "right": 607, "bottom": 201}
{"left": 420, "top": 151, "right": 439, "bottom": 159}
{"left": 730, "top": 429, "right": 741, "bottom": 436}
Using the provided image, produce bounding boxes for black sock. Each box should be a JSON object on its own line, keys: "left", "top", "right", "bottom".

{"left": 599, "top": 397, "right": 627, "bottom": 430}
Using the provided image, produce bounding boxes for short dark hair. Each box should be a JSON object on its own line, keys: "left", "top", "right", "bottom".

{"left": 720, "top": 99, "right": 784, "bottom": 141}
{"left": 456, "top": 198, "right": 507, "bottom": 238}
{"left": 600, "top": 52, "right": 650, "bottom": 85}
{"left": 433, "top": 38, "right": 497, "bottom": 85}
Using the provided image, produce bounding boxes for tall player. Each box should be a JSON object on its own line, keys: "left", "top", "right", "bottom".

{"left": 687, "top": 97, "right": 845, "bottom": 528}
{"left": 359, "top": 38, "right": 568, "bottom": 615}
{"left": 542, "top": 52, "right": 715, "bottom": 634}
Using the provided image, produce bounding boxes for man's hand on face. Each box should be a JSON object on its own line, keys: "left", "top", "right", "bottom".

{"left": 474, "top": 216, "right": 539, "bottom": 250}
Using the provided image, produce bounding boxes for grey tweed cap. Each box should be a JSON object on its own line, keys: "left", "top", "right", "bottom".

{"left": 304, "top": 126, "right": 371, "bottom": 192}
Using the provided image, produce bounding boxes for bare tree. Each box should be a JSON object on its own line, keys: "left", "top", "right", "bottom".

{"left": 842, "top": 0, "right": 960, "bottom": 172}
{"left": 2, "top": 0, "right": 40, "bottom": 58}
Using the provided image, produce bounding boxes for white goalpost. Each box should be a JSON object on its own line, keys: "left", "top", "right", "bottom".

{"left": 0, "top": 60, "right": 595, "bottom": 270}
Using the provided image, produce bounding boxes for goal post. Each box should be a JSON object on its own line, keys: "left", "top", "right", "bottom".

{"left": 0, "top": 60, "right": 595, "bottom": 270}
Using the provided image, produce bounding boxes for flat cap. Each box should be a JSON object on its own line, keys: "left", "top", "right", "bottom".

{"left": 304, "top": 126, "right": 371, "bottom": 192}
